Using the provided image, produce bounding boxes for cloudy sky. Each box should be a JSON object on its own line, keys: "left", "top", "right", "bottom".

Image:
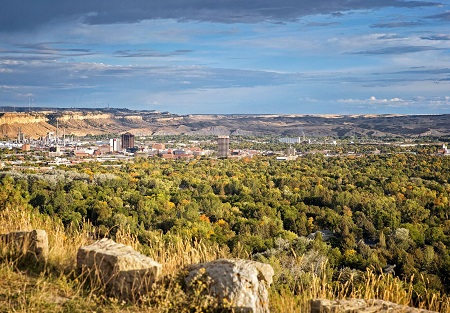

{"left": 1, "top": 0, "right": 449, "bottom": 114}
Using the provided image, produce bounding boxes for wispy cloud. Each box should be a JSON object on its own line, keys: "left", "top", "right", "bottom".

{"left": 377, "top": 33, "right": 406, "bottom": 39}
{"left": 0, "top": 42, "right": 96, "bottom": 58}
{"left": 17, "top": 43, "right": 92, "bottom": 53}
{"left": 420, "top": 34, "right": 450, "bottom": 40}
{"left": 391, "top": 68, "right": 450, "bottom": 75}
{"left": 351, "top": 45, "right": 443, "bottom": 55}
{"left": 371, "top": 21, "right": 423, "bottom": 28}
{"left": 305, "top": 22, "right": 341, "bottom": 27}
{"left": 0, "top": 1, "right": 449, "bottom": 114}
{"left": 114, "top": 49, "right": 193, "bottom": 58}
{"left": 0, "top": 0, "right": 440, "bottom": 31}
{"left": 427, "top": 11, "right": 450, "bottom": 21}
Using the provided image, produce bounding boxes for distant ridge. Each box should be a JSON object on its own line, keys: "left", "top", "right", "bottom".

{"left": 0, "top": 107, "right": 449, "bottom": 139}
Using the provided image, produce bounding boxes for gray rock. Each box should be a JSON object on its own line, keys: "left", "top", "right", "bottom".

{"left": 0, "top": 229, "right": 48, "bottom": 263}
{"left": 307, "top": 230, "right": 335, "bottom": 241}
{"left": 186, "top": 258, "right": 274, "bottom": 313}
{"left": 311, "top": 299, "right": 438, "bottom": 313}
{"left": 77, "top": 238, "right": 161, "bottom": 301}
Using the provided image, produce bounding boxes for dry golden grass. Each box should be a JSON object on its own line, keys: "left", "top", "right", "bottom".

{"left": 0, "top": 206, "right": 95, "bottom": 273}
{"left": 269, "top": 265, "right": 450, "bottom": 313}
{"left": 0, "top": 206, "right": 227, "bottom": 312}
{"left": 1, "top": 206, "right": 450, "bottom": 312}
{"left": 143, "top": 233, "right": 229, "bottom": 276}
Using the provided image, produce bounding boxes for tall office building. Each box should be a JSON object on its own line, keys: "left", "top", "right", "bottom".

{"left": 121, "top": 132, "right": 135, "bottom": 150}
{"left": 217, "top": 135, "right": 230, "bottom": 158}
{"left": 110, "top": 138, "right": 121, "bottom": 152}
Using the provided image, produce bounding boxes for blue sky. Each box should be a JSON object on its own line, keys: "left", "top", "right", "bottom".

{"left": 0, "top": 0, "right": 449, "bottom": 114}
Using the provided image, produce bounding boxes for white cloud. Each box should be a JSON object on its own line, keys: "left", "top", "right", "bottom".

{"left": 337, "top": 95, "right": 450, "bottom": 110}
{"left": 340, "top": 96, "right": 405, "bottom": 104}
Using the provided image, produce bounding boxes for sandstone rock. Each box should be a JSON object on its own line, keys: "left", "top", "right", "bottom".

{"left": 0, "top": 229, "right": 48, "bottom": 263}
{"left": 311, "top": 299, "right": 438, "bottom": 313}
{"left": 186, "top": 258, "right": 274, "bottom": 313}
{"left": 77, "top": 238, "right": 162, "bottom": 301}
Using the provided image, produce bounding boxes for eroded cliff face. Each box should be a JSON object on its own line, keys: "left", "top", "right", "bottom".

{"left": 0, "top": 111, "right": 154, "bottom": 139}
{"left": 118, "top": 115, "right": 143, "bottom": 121}
{"left": 0, "top": 109, "right": 449, "bottom": 139}
{"left": 56, "top": 112, "right": 114, "bottom": 122}
{"left": 54, "top": 112, "right": 149, "bottom": 136}
{"left": 0, "top": 113, "right": 54, "bottom": 139}
{"left": 0, "top": 113, "right": 48, "bottom": 125}
{"left": 54, "top": 112, "right": 122, "bottom": 136}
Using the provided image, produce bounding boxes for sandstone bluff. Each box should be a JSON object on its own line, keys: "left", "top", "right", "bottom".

{"left": 1, "top": 108, "right": 450, "bottom": 139}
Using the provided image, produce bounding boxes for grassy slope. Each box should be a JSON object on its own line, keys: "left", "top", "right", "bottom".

{"left": 1, "top": 206, "right": 449, "bottom": 313}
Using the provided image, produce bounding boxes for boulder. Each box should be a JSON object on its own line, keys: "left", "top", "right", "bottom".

{"left": 311, "top": 299, "right": 438, "bottom": 313}
{"left": 307, "top": 230, "right": 335, "bottom": 241}
{"left": 186, "top": 258, "right": 274, "bottom": 313}
{"left": 0, "top": 229, "right": 48, "bottom": 263}
{"left": 77, "top": 238, "right": 162, "bottom": 301}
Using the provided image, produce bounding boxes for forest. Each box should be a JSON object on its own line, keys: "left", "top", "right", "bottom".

{"left": 1, "top": 145, "right": 450, "bottom": 311}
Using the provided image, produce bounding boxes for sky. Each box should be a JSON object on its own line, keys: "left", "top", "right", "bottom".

{"left": 0, "top": 0, "right": 450, "bottom": 114}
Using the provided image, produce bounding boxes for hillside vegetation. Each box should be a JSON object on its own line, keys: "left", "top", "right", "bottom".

{"left": 1, "top": 148, "right": 450, "bottom": 311}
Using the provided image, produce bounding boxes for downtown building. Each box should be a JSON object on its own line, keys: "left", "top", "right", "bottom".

{"left": 217, "top": 135, "right": 230, "bottom": 158}
{"left": 121, "top": 132, "right": 135, "bottom": 151}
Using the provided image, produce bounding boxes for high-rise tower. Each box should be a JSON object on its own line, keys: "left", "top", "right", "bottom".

{"left": 217, "top": 135, "right": 230, "bottom": 158}
{"left": 121, "top": 132, "right": 135, "bottom": 150}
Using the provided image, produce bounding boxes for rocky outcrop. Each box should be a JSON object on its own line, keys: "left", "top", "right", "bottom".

{"left": 1, "top": 109, "right": 450, "bottom": 138}
{"left": 0, "top": 113, "right": 54, "bottom": 139}
{"left": 0, "top": 112, "right": 48, "bottom": 125}
{"left": 56, "top": 112, "right": 114, "bottom": 122}
{"left": 186, "top": 258, "right": 274, "bottom": 313}
{"left": 0, "top": 229, "right": 49, "bottom": 263}
{"left": 77, "top": 238, "right": 162, "bottom": 301}
{"left": 310, "top": 299, "right": 438, "bottom": 313}
{"left": 117, "top": 115, "right": 143, "bottom": 122}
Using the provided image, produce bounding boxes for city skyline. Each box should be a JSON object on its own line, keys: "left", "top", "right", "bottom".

{"left": 1, "top": 1, "right": 450, "bottom": 114}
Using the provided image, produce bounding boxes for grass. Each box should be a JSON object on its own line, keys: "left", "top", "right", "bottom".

{"left": 1, "top": 206, "right": 450, "bottom": 312}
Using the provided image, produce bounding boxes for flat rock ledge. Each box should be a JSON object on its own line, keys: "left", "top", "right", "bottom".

{"left": 77, "top": 238, "right": 162, "bottom": 301}
{"left": 0, "top": 229, "right": 48, "bottom": 263}
{"left": 311, "top": 299, "right": 439, "bottom": 313}
{"left": 186, "top": 258, "right": 274, "bottom": 313}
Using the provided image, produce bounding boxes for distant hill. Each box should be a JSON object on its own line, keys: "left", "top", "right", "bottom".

{"left": 0, "top": 107, "right": 449, "bottom": 139}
